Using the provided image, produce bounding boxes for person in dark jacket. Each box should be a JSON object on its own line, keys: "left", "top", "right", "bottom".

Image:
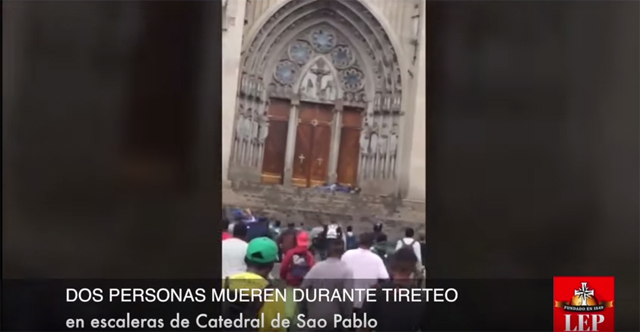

{"left": 372, "top": 222, "right": 386, "bottom": 244}
{"left": 277, "top": 223, "right": 298, "bottom": 261}
{"left": 345, "top": 225, "right": 358, "bottom": 250}
{"left": 371, "top": 233, "right": 391, "bottom": 261}
{"left": 246, "top": 217, "right": 271, "bottom": 241}
{"left": 317, "top": 222, "right": 343, "bottom": 260}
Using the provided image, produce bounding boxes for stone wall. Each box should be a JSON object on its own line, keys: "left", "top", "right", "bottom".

{"left": 222, "top": 182, "right": 426, "bottom": 237}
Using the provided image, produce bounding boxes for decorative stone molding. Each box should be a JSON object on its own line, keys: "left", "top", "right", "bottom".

{"left": 230, "top": 0, "right": 408, "bottom": 195}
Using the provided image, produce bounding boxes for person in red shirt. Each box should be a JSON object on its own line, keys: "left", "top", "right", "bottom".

{"left": 222, "top": 216, "right": 232, "bottom": 241}
{"left": 280, "top": 231, "right": 315, "bottom": 287}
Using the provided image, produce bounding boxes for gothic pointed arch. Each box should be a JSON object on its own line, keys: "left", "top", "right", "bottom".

{"left": 293, "top": 54, "right": 343, "bottom": 103}
{"left": 231, "top": 0, "right": 406, "bottom": 193}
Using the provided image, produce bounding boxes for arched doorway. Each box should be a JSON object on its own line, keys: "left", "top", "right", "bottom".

{"left": 229, "top": 0, "right": 405, "bottom": 194}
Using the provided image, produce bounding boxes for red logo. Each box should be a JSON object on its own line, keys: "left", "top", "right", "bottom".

{"left": 554, "top": 276, "right": 615, "bottom": 331}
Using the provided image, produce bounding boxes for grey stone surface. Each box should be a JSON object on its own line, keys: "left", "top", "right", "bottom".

{"left": 223, "top": 181, "right": 426, "bottom": 238}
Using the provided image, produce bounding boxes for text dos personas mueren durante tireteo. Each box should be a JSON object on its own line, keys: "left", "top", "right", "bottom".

{"left": 67, "top": 287, "right": 459, "bottom": 304}
{"left": 65, "top": 287, "right": 458, "bottom": 330}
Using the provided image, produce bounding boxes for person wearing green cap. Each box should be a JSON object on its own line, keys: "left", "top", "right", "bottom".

{"left": 223, "top": 237, "right": 287, "bottom": 332}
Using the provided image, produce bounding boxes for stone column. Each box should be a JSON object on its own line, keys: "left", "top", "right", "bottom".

{"left": 327, "top": 100, "right": 343, "bottom": 184}
{"left": 282, "top": 98, "right": 299, "bottom": 186}
{"left": 404, "top": 1, "right": 427, "bottom": 202}
{"left": 221, "top": 0, "right": 247, "bottom": 184}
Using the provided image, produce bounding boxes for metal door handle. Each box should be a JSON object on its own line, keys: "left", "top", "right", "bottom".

{"left": 317, "top": 158, "right": 323, "bottom": 165}
{"left": 298, "top": 154, "right": 305, "bottom": 164}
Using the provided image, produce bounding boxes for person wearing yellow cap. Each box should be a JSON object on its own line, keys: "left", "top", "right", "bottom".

{"left": 223, "top": 237, "right": 287, "bottom": 332}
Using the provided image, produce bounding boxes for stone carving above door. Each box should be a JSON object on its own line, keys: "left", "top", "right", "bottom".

{"left": 234, "top": 0, "right": 407, "bottom": 190}
{"left": 268, "top": 26, "right": 366, "bottom": 104}
{"left": 299, "top": 58, "right": 338, "bottom": 103}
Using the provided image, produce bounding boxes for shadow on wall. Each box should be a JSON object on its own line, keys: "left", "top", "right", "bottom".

{"left": 2, "top": 1, "right": 222, "bottom": 279}
{"left": 426, "top": 0, "right": 638, "bottom": 329}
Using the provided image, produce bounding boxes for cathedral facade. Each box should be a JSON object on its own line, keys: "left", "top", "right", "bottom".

{"left": 222, "top": 0, "right": 427, "bottom": 223}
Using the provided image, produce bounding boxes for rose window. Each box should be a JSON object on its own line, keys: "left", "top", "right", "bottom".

{"left": 341, "top": 68, "right": 364, "bottom": 91}
{"left": 331, "top": 45, "right": 354, "bottom": 69}
{"left": 310, "top": 28, "right": 336, "bottom": 53}
{"left": 274, "top": 60, "right": 299, "bottom": 85}
{"left": 288, "top": 41, "right": 312, "bottom": 65}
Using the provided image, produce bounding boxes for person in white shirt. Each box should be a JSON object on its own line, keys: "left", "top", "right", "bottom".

{"left": 395, "top": 227, "right": 422, "bottom": 265}
{"left": 222, "top": 222, "right": 249, "bottom": 278}
{"left": 341, "top": 232, "right": 389, "bottom": 311}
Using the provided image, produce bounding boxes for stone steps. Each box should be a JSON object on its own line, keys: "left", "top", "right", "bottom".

{"left": 222, "top": 181, "right": 426, "bottom": 235}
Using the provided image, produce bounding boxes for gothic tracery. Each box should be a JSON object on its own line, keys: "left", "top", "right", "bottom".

{"left": 232, "top": 0, "right": 405, "bottom": 187}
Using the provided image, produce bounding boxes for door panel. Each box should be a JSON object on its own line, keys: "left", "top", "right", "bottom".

{"left": 261, "top": 99, "right": 290, "bottom": 184}
{"left": 315, "top": 104, "right": 335, "bottom": 123}
{"left": 298, "top": 106, "right": 316, "bottom": 122}
{"left": 337, "top": 128, "right": 361, "bottom": 186}
{"left": 342, "top": 109, "right": 363, "bottom": 127}
{"left": 268, "top": 99, "right": 291, "bottom": 119}
{"left": 337, "top": 108, "right": 363, "bottom": 186}
{"left": 292, "top": 123, "right": 313, "bottom": 187}
{"left": 309, "top": 124, "right": 332, "bottom": 186}
{"left": 261, "top": 120, "right": 288, "bottom": 184}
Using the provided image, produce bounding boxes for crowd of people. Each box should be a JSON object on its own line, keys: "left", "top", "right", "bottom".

{"left": 221, "top": 210, "right": 429, "bottom": 332}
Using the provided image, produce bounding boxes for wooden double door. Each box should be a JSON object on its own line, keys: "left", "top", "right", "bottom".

{"left": 292, "top": 102, "right": 334, "bottom": 187}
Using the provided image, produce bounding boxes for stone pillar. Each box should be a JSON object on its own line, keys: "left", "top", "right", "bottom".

{"left": 327, "top": 100, "right": 343, "bottom": 184}
{"left": 221, "top": 0, "right": 247, "bottom": 184}
{"left": 405, "top": 1, "right": 427, "bottom": 202}
{"left": 282, "top": 98, "right": 299, "bottom": 186}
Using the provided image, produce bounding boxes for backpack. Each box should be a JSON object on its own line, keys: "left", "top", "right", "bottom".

{"left": 246, "top": 221, "right": 270, "bottom": 241}
{"left": 400, "top": 239, "right": 417, "bottom": 250}
{"left": 326, "top": 224, "right": 342, "bottom": 240}
{"left": 221, "top": 277, "right": 270, "bottom": 332}
{"left": 289, "top": 252, "right": 312, "bottom": 278}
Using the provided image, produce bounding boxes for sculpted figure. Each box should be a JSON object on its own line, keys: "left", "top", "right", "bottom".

{"left": 323, "top": 78, "right": 336, "bottom": 101}
{"left": 388, "top": 126, "right": 399, "bottom": 157}
{"left": 369, "top": 132, "right": 379, "bottom": 157}
{"left": 251, "top": 118, "right": 260, "bottom": 141}
{"left": 359, "top": 124, "right": 371, "bottom": 155}
{"left": 241, "top": 113, "right": 252, "bottom": 141}
{"left": 258, "top": 119, "right": 270, "bottom": 144}
{"left": 305, "top": 77, "right": 316, "bottom": 99}
{"left": 387, "top": 125, "right": 399, "bottom": 178}
{"left": 235, "top": 112, "right": 245, "bottom": 140}
{"left": 377, "top": 123, "right": 389, "bottom": 155}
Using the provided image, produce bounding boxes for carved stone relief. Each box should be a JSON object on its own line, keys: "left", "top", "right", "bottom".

{"left": 299, "top": 58, "right": 338, "bottom": 103}
{"left": 234, "top": 0, "right": 405, "bottom": 183}
{"left": 358, "top": 114, "right": 402, "bottom": 180}
{"left": 266, "top": 25, "right": 367, "bottom": 105}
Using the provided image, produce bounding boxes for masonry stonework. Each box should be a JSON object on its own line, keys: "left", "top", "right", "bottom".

{"left": 223, "top": 0, "right": 426, "bottom": 226}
